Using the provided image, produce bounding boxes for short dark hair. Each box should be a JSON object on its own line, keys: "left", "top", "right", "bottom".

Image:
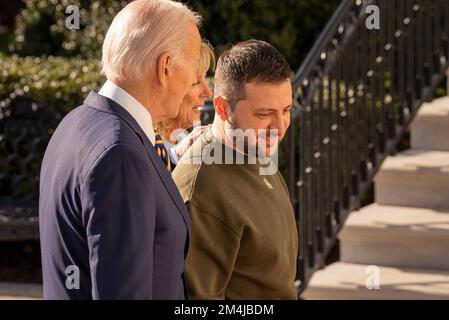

{"left": 214, "top": 40, "right": 293, "bottom": 109}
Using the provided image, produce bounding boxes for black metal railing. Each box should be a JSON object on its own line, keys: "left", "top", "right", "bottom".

{"left": 288, "top": 0, "right": 449, "bottom": 294}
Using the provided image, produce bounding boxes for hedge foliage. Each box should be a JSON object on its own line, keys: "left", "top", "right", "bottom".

{"left": 0, "top": 53, "right": 103, "bottom": 114}
{"left": 9, "top": 0, "right": 127, "bottom": 59}
{"left": 0, "top": 52, "right": 104, "bottom": 200}
{"left": 8, "top": 0, "right": 339, "bottom": 69}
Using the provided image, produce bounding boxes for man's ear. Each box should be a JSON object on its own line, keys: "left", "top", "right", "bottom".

{"left": 157, "top": 52, "right": 172, "bottom": 86}
{"left": 214, "top": 96, "right": 231, "bottom": 121}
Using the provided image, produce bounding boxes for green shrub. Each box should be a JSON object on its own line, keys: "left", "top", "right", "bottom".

{"left": 10, "top": 0, "right": 127, "bottom": 59}
{"left": 190, "top": 0, "right": 339, "bottom": 69}
{"left": 0, "top": 53, "right": 104, "bottom": 114}
{"left": 9, "top": 0, "right": 339, "bottom": 69}
{"left": 0, "top": 53, "right": 104, "bottom": 200}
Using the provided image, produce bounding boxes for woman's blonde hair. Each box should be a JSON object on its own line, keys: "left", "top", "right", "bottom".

{"left": 156, "top": 40, "right": 215, "bottom": 137}
{"left": 198, "top": 40, "right": 216, "bottom": 75}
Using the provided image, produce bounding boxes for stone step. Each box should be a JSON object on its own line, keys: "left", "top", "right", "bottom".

{"left": 339, "top": 204, "right": 449, "bottom": 270}
{"left": 301, "top": 262, "right": 449, "bottom": 300}
{"left": 0, "top": 199, "right": 39, "bottom": 241}
{"left": 375, "top": 149, "right": 449, "bottom": 208}
{"left": 411, "top": 96, "right": 449, "bottom": 151}
{"left": 0, "top": 282, "right": 42, "bottom": 300}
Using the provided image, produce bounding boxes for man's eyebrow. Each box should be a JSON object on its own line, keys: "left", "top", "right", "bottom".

{"left": 255, "top": 104, "right": 293, "bottom": 112}
{"left": 254, "top": 107, "right": 276, "bottom": 112}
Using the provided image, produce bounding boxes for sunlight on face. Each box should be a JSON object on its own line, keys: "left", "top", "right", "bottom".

{"left": 230, "top": 80, "right": 293, "bottom": 157}
{"left": 173, "top": 73, "right": 212, "bottom": 130}
{"left": 166, "top": 22, "right": 202, "bottom": 118}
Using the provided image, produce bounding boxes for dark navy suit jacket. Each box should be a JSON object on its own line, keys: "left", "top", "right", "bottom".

{"left": 39, "top": 91, "right": 191, "bottom": 299}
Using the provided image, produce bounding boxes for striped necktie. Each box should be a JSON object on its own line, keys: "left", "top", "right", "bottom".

{"left": 154, "top": 130, "right": 171, "bottom": 173}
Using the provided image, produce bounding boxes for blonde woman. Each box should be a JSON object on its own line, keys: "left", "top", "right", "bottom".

{"left": 155, "top": 41, "right": 215, "bottom": 168}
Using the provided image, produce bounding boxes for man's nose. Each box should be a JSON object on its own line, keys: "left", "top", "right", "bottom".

{"left": 269, "top": 114, "right": 286, "bottom": 137}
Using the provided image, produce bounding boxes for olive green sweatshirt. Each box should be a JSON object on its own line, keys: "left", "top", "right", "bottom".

{"left": 172, "top": 128, "right": 298, "bottom": 300}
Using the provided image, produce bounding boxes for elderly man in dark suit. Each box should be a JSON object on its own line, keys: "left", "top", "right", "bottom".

{"left": 39, "top": 0, "right": 202, "bottom": 299}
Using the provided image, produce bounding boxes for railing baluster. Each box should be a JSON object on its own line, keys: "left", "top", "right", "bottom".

{"left": 350, "top": 32, "right": 359, "bottom": 198}
{"left": 406, "top": 0, "right": 415, "bottom": 116}
{"left": 326, "top": 65, "right": 334, "bottom": 238}
{"left": 378, "top": 0, "right": 387, "bottom": 154}
{"left": 316, "top": 84, "right": 324, "bottom": 253}
{"left": 414, "top": 0, "right": 421, "bottom": 103}
{"left": 307, "top": 94, "right": 315, "bottom": 268}
{"left": 334, "top": 59, "right": 342, "bottom": 225}
{"left": 360, "top": 12, "right": 368, "bottom": 183}
{"left": 386, "top": 0, "right": 396, "bottom": 140}
{"left": 433, "top": 0, "right": 441, "bottom": 74}
{"left": 297, "top": 93, "right": 306, "bottom": 290}
{"left": 369, "top": 13, "right": 378, "bottom": 166}
{"left": 397, "top": 0, "right": 406, "bottom": 126}
{"left": 442, "top": 0, "right": 448, "bottom": 61}
{"left": 343, "top": 43, "right": 350, "bottom": 210}
{"left": 424, "top": 0, "right": 433, "bottom": 91}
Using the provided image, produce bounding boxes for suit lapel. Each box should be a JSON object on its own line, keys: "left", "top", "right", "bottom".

{"left": 83, "top": 91, "right": 192, "bottom": 234}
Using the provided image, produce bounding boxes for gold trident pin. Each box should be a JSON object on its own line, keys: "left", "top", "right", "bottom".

{"left": 263, "top": 177, "right": 274, "bottom": 190}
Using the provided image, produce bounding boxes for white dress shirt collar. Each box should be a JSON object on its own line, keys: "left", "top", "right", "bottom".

{"left": 98, "top": 80, "right": 155, "bottom": 145}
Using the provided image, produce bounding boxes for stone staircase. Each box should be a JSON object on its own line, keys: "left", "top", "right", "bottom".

{"left": 302, "top": 96, "right": 449, "bottom": 300}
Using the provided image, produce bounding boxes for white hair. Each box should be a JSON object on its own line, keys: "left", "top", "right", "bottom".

{"left": 101, "top": 0, "right": 202, "bottom": 82}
